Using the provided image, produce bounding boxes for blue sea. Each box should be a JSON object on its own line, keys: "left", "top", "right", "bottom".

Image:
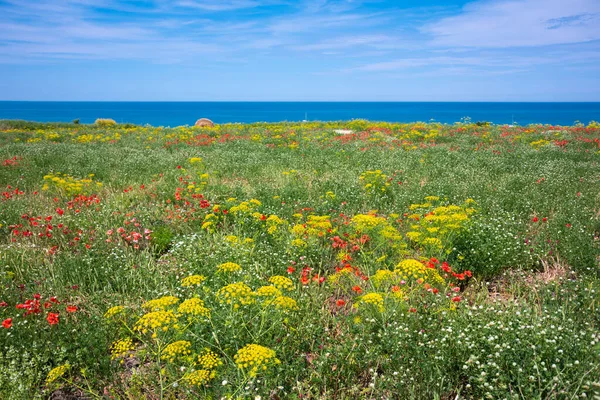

{"left": 1, "top": 102, "right": 599, "bottom": 126}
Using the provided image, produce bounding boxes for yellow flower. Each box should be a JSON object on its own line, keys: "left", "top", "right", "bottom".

{"left": 268, "top": 275, "right": 294, "bottom": 291}
{"left": 234, "top": 344, "right": 280, "bottom": 377}
{"left": 142, "top": 296, "right": 179, "bottom": 311}
{"left": 182, "top": 369, "right": 216, "bottom": 387}
{"left": 181, "top": 275, "right": 206, "bottom": 287}
{"left": 161, "top": 340, "right": 192, "bottom": 363}
{"left": 46, "top": 364, "right": 70, "bottom": 384}
{"left": 395, "top": 259, "right": 444, "bottom": 285}
{"left": 104, "top": 305, "right": 124, "bottom": 319}
{"left": 291, "top": 238, "right": 307, "bottom": 248}
{"left": 356, "top": 292, "right": 385, "bottom": 312}
{"left": 371, "top": 269, "right": 396, "bottom": 288}
{"left": 216, "top": 282, "right": 255, "bottom": 307}
{"left": 269, "top": 295, "right": 298, "bottom": 310}
{"left": 255, "top": 285, "right": 282, "bottom": 297}
{"left": 110, "top": 338, "right": 135, "bottom": 361}
{"left": 197, "top": 349, "right": 222, "bottom": 370}
{"left": 178, "top": 297, "right": 211, "bottom": 318}
{"left": 134, "top": 310, "right": 177, "bottom": 334}
{"left": 217, "top": 262, "right": 242, "bottom": 273}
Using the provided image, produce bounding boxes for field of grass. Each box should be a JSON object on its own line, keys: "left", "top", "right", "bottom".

{"left": 1, "top": 119, "right": 600, "bottom": 399}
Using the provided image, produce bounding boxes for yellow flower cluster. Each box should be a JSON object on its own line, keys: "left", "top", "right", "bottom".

{"left": 142, "top": 296, "right": 179, "bottom": 311}
{"left": 328, "top": 267, "right": 357, "bottom": 286}
{"left": 234, "top": 344, "right": 280, "bottom": 377}
{"left": 255, "top": 285, "right": 282, "bottom": 297}
{"left": 351, "top": 213, "right": 387, "bottom": 231}
{"left": 291, "top": 215, "right": 332, "bottom": 238}
{"left": 178, "top": 297, "right": 211, "bottom": 318}
{"left": 110, "top": 338, "right": 135, "bottom": 361}
{"left": 268, "top": 275, "right": 294, "bottom": 291}
{"left": 134, "top": 310, "right": 178, "bottom": 334}
{"left": 371, "top": 269, "right": 397, "bottom": 288}
{"left": 46, "top": 364, "right": 70, "bottom": 384}
{"left": 351, "top": 213, "right": 405, "bottom": 246}
{"left": 104, "top": 305, "right": 124, "bottom": 319}
{"left": 291, "top": 238, "right": 307, "bottom": 247}
{"left": 395, "top": 259, "right": 444, "bottom": 285}
{"left": 216, "top": 282, "right": 255, "bottom": 308}
{"left": 269, "top": 295, "right": 298, "bottom": 310}
{"left": 181, "top": 275, "right": 206, "bottom": 287}
{"left": 201, "top": 213, "right": 218, "bottom": 232}
{"left": 265, "top": 214, "right": 285, "bottom": 234}
{"left": 182, "top": 369, "right": 216, "bottom": 387}
{"left": 405, "top": 197, "right": 476, "bottom": 253}
{"left": 530, "top": 139, "right": 550, "bottom": 149}
{"left": 359, "top": 170, "right": 390, "bottom": 194}
{"left": 189, "top": 157, "right": 203, "bottom": 164}
{"left": 197, "top": 348, "right": 222, "bottom": 370}
{"left": 229, "top": 199, "right": 261, "bottom": 215}
{"left": 42, "top": 172, "right": 103, "bottom": 196}
{"left": 161, "top": 340, "right": 192, "bottom": 363}
{"left": 357, "top": 293, "right": 385, "bottom": 312}
{"left": 217, "top": 262, "right": 242, "bottom": 273}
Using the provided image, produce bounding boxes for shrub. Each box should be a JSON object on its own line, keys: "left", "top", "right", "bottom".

{"left": 94, "top": 118, "right": 117, "bottom": 127}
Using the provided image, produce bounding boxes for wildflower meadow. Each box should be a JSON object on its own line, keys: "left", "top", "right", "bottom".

{"left": 0, "top": 119, "right": 599, "bottom": 399}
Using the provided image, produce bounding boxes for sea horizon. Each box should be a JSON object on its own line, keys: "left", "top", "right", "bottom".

{"left": 1, "top": 101, "right": 599, "bottom": 126}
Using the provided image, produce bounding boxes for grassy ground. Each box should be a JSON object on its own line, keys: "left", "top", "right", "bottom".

{"left": 0, "top": 119, "right": 599, "bottom": 399}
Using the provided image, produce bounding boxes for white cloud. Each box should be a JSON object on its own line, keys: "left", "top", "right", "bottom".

{"left": 423, "top": 0, "right": 600, "bottom": 47}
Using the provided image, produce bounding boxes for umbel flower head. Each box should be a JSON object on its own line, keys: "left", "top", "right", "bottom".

{"left": 234, "top": 344, "right": 280, "bottom": 377}
{"left": 181, "top": 275, "right": 206, "bottom": 287}
{"left": 217, "top": 262, "right": 242, "bottom": 273}
{"left": 134, "top": 310, "right": 178, "bottom": 334}
{"left": 216, "top": 282, "right": 255, "bottom": 308}
{"left": 178, "top": 297, "right": 211, "bottom": 318}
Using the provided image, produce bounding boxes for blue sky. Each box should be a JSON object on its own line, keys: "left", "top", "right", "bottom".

{"left": 1, "top": 0, "right": 599, "bottom": 101}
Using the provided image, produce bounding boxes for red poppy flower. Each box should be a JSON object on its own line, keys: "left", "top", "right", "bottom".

{"left": 56, "top": 208, "right": 64, "bottom": 216}
{"left": 451, "top": 296, "right": 461, "bottom": 303}
{"left": 336, "top": 299, "right": 346, "bottom": 307}
{"left": 287, "top": 266, "right": 296, "bottom": 274}
{"left": 0, "top": 301, "right": 7, "bottom": 307}
{"left": 532, "top": 217, "right": 539, "bottom": 222}
{"left": 2, "top": 318, "right": 12, "bottom": 329}
{"left": 47, "top": 312, "right": 59, "bottom": 325}
{"left": 351, "top": 286, "right": 362, "bottom": 294}
{"left": 66, "top": 305, "right": 78, "bottom": 313}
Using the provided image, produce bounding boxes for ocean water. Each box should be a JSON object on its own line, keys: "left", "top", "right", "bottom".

{"left": 1, "top": 102, "right": 599, "bottom": 126}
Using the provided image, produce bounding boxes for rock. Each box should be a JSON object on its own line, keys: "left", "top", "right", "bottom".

{"left": 195, "top": 118, "right": 215, "bottom": 127}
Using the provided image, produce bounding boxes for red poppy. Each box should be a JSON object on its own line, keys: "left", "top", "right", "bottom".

{"left": 351, "top": 286, "right": 362, "bottom": 294}
{"left": 287, "top": 266, "right": 296, "bottom": 274}
{"left": 408, "top": 307, "right": 417, "bottom": 313}
{"left": 56, "top": 208, "right": 64, "bottom": 216}
{"left": 0, "top": 301, "right": 7, "bottom": 307}
{"left": 66, "top": 305, "right": 78, "bottom": 313}
{"left": 2, "top": 318, "right": 12, "bottom": 329}
{"left": 532, "top": 217, "right": 539, "bottom": 222}
{"left": 336, "top": 299, "right": 346, "bottom": 307}
{"left": 47, "top": 312, "right": 59, "bottom": 325}
{"left": 451, "top": 296, "right": 461, "bottom": 303}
